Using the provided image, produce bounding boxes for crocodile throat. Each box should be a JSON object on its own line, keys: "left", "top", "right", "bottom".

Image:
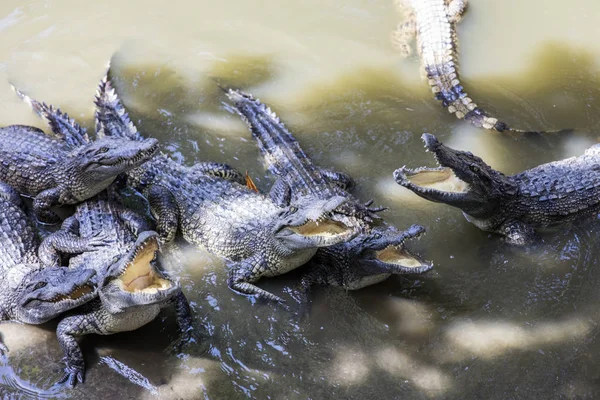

{"left": 405, "top": 167, "right": 470, "bottom": 194}
{"left": 119, "top": 238, "right": 172, "bottom": 293}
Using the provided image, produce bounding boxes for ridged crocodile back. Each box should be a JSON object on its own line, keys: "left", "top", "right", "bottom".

{"left": 75, "top": 198, "right": 134, "bottom": 246}
{"left": 511, "top": 150, "right": 600, "bottom": 223}
{"left": 0, "top": 125, "right": 68, "bottom": 194}
{"left": 0, "top": 186, "right": 39, "bottom": 270}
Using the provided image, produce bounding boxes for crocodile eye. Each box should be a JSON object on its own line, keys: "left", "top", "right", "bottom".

{"left": 469, "top": 165, "right": 479, "bottom": 173}
{"left": 98, "top": 147, "right": 110, "bottom": 154}
{"left": 289, "top": 206, "right": 297, "bottom": 213}
{"left": 33, "top": 282, "right": 47, "bottom": 290}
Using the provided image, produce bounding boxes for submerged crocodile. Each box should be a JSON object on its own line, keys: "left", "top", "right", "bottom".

{"left": 2, "top": 87, "right": 158, "bottom": 223}
{"left": 394, "top": 133, "right": 600, "bottom": 244}
{"left": 392, "top": 0, "right": 521, "bottom": 131}
{"left": 0, "top": 182, "right": 98, "bottom": 354}
{"left": 299, "top": 224, "right": 432, "bottom": 292}
{"left": 225, "top": 89, "right": 383, "bottom": 231}
{"left": 93, "top": 76, "right": 356, "bottom": 305}
{"left": 40, "top": 197, "right": 192, "bottom": 387}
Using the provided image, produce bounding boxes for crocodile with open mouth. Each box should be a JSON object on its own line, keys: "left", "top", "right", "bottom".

{"left": 298, "top": 224, "right": 432, "bottom": 293}
{"left": 0, "top": 182, "right": 97, "bottom": 354}
{"left": 223, "top": 89, "right": 435, "bottom": 294}
{"left": 92, "top": 75, "right": 357, "bottom": 305}
{"left": 3, "top": 85, "right": 159, "bottom": 224}
{"left": 392, "top": 0, "right": 526, "bottom": 132}
{"left": 224, "top": 88, "right": 384, "bottom": 232}
{"left": 39, "top": 197, "right": 192, "bottom": 387}
{"left": 394, "top": 133, "right": 600, "bottom": 244}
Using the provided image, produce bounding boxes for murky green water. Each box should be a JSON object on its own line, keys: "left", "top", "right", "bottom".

{"left": 1, "top": 0, "right": 600, "bottom": 398}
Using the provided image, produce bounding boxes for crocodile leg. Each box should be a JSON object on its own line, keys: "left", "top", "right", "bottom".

{"left": 60, "top": 215, "right": 81, "bottom": 234}
{"left": 38, "top": 227, "right": 109, "bottom": 267}
{"left": 168, "top": 292, "right": 196, "bottom": 351}
{"left": 227, "top": 257, "right": 287, "bottom": 305}
{"left": 268, "top": 178, "right": 292, "bottom": 207}
{"left": 147, "top": 185, "right": 180, "bottom": 242}
{"left": 189, "top": 162, "right": 245, "bottom": 184}
{"left": 391, "top": 11, "right": 416, "bottom": 57}
{"left": 56, "top": 311, "right": 93, "bottom": 387}
{"left": 33, "top": 187, "right": 62, "bottom": 224}
{"left": 447, "top": 0, "right": 468, "bottom": 23}
{"left": 498, "top": 220, "right": 537, "bottom": 245}
{"left": 320, "top": 169, "right": 355, "bottom": 191}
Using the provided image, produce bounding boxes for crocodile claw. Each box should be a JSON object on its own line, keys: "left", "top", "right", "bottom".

{"left": 363, "top": 199, "right": 386, "bottom": 213}
{"left": 58, "top": 364, "right": 85, "bottom": 388}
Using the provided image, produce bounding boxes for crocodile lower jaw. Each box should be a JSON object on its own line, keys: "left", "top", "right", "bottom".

{"left": 118, "top": 238, "right": 173, "bottom": 293}
{"left": 288, "top": 218, "right": 351, "bottom": 238}
{"left": 404, "top": 167, "right": 470, "bottom": 194}
{"left": 376, "top": 245, "right": 425, "bottom": 268}
{"left": 51, "top": 284, "right": 95, "bottom": 302}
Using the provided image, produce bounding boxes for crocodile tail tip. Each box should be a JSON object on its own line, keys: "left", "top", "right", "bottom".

{"left": 9, "top": 83, "right": 34, "bottom": 107}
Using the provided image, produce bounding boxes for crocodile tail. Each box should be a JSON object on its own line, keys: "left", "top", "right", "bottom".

{"left": 10, "top": 85, "right": 90, "bottom": 146}
{"left": 225, "top": 89, "right": 311, "bottom": 177}
{"left": 94, "top": 74, "right": 143, "bottom": 141}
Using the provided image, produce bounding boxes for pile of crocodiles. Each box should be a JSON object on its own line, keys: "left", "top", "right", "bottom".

{"left": 0, "top": 0, "right": 591, "bottom": 390}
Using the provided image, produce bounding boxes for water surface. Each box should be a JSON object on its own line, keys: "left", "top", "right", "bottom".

{"left": 1, "top": 0, "right": 600, "bottom": 398}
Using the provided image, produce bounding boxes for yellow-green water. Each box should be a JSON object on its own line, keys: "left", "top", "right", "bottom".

{"left": 1, "top": 0, "right": 600, "bottom": 398}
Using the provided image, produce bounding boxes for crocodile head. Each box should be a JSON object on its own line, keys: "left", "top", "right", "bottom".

{"left": 66, "top": 137, "right": 159, "bottom": 198}
{"left": 343, "top": 224, "right": 432, "bottom": 275}
{"left": 394, "top": 133, "right": 517, "bottom": 217}
{"left": 273, "top": 196, "right": 358, "bottom": 249}
{"left": 17, "top": 266, "right": 97, "bottom": 324}
{"left": 99, "top": 231, "right": 179, "bottom": 313}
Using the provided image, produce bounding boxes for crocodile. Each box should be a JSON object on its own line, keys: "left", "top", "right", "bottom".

{"left": 15, "top": 89, "right": 195, "bottom": 386}
{"left": 92, "top": 76, "right": 357, "bottom": 305}
{"left": 223, "top": 90, "right": 436, "bottom": 292}
{"left": 298, "top": 224, "right": 432, "bottom": 293}
{"left": 0, "top": 181, "right": 98, "bottom": 354}
{"left": 39, "top": 197, "right": 192, "bottom": 387}
{"left": 392, "top": 0, "right": 522, "bottom": 132}
{"left": 224, "top": 89, "right": 384, "bottom": 231}
{"left": 394, "top": 133, "right": 600, "bottom": 244}
{"left": 2, "top": 87, "right": 159, "bottom": 224}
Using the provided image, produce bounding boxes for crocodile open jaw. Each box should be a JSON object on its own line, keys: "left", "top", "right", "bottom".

{"left": 404, "top": 167, "right": 470, "bottom": 194}
{"left": 372, "top": 226, "right": 432, "bottom": 273}
{"left": 118, "top": 237, "right": 172, "bottom": 294}
{"left": 289, "top": 218, "right": 352, "bottom": 238}
{"left": 51, "top": 284, "right": 95, "bottom": 302}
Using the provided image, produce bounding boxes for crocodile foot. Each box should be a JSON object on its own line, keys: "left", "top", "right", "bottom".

{"left": 57, "top": 361, "right": 85, "bottom": 388}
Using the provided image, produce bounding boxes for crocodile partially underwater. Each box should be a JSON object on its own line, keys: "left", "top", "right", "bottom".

{"left": 298, "top": 224, "right": 432, "bottom": 293}
{"left": 224, "top": 89, "right": 433, "bottom": 291}
{"left": 1, "top": 87, "right": 158, "bottom": 224}
{"left": 93, "top": 76, "right": 357, "bottom": 305}
{"left": 394, "top": 133, "right": 600, "bottom": 244}
{"left": 0, "top": 182, "right": 98, "bottom": 353}
{"left": 225, "top": 89, "right": 383, "bottom": 231}
{"left": 392, "top": 0, "right": 522, "bottom": 131}
{"left": 17, "top": 89, "right": 195, "bottom": 387}
{"left": 40, "top": 197, "right": 192, "bottom": 387}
